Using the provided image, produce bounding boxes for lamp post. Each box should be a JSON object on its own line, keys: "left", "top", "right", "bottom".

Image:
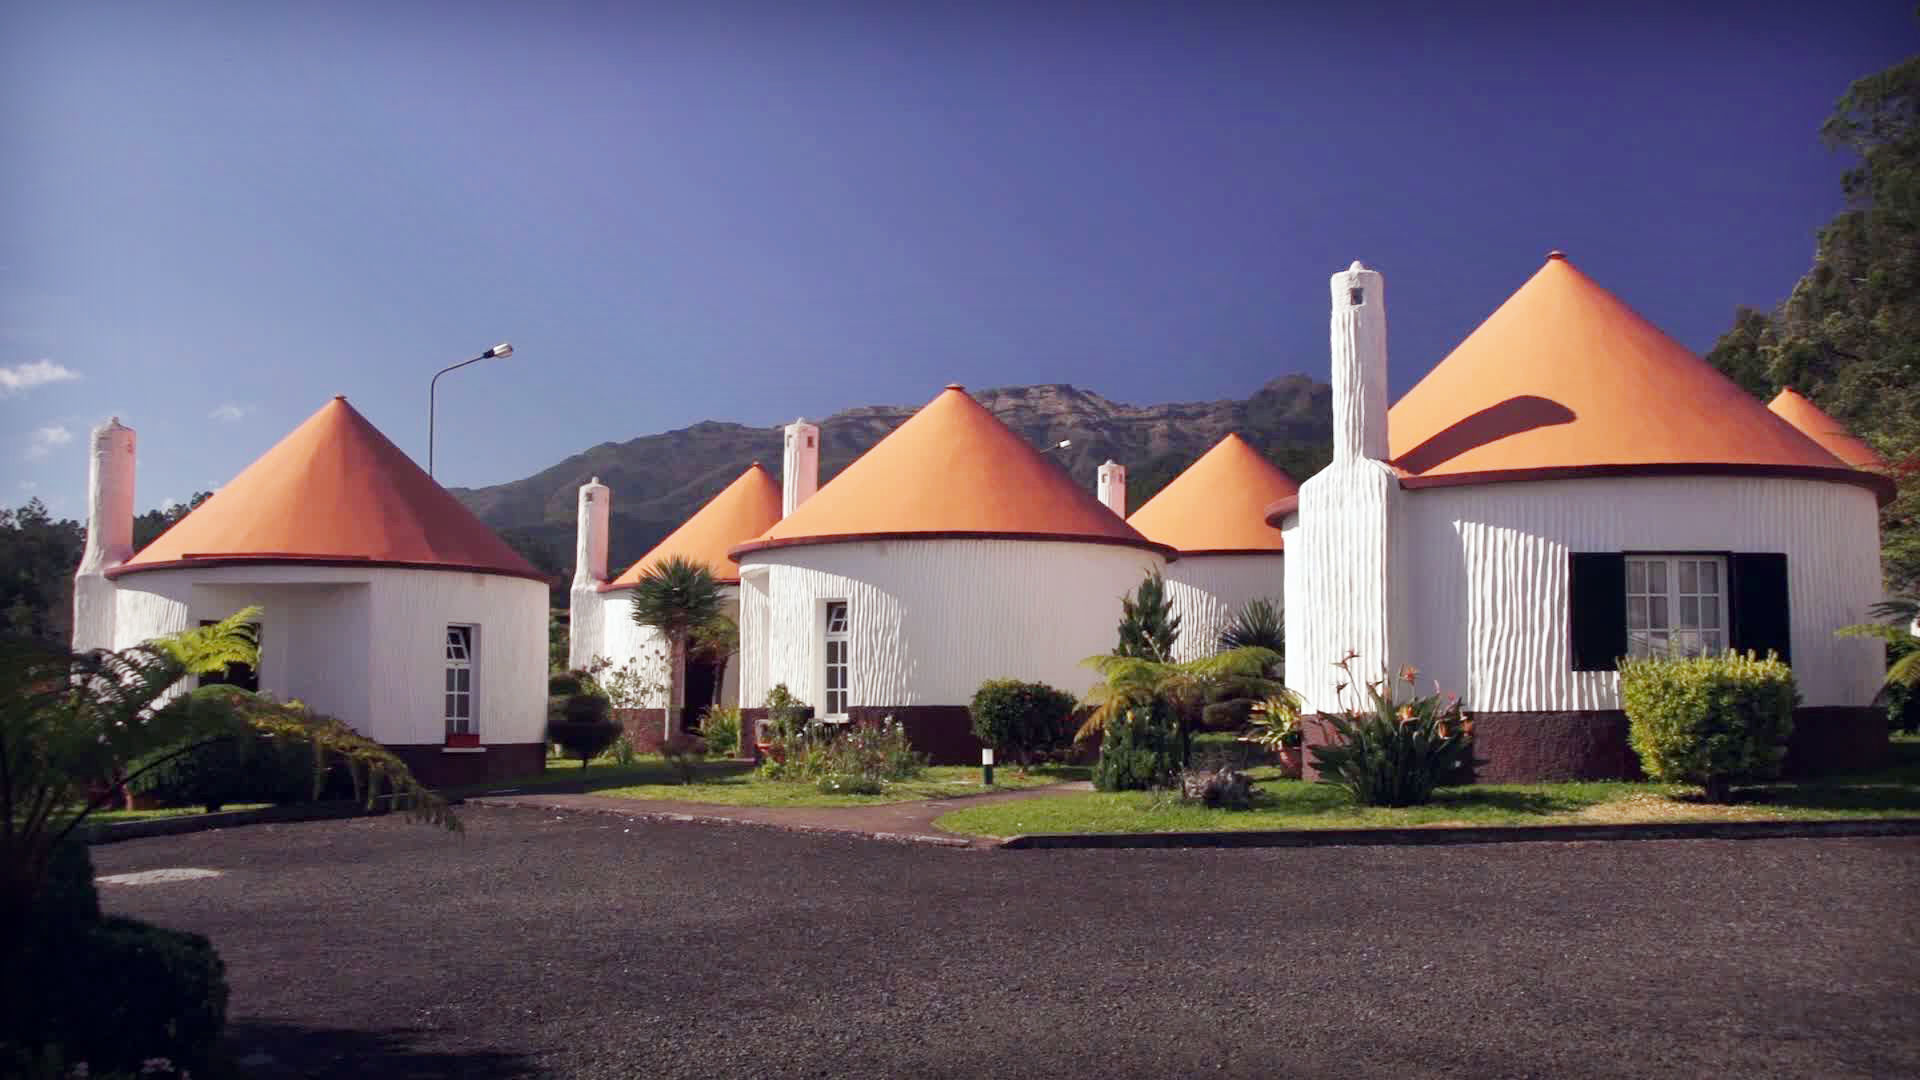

{"left": 1041, "top": 439, "right": 1071, "bottom": 455}
{"left": 428, "top": 343, "right": 513, "bottom": 478}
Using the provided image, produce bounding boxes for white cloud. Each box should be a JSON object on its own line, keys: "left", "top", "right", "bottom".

{"left": 20, "top": 480, "right": 36, "bottom": 491}
{"left": 0, "top": 359, "right": 81, "bottom": 396}
{"left": 208, "top": 403, "right": 250, "bottom": 422}
{"left": 24, "top": 424, "right": 72, "bottom": 459}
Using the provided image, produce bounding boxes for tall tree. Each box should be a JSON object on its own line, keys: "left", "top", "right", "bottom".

{"left": 0, "top": 500, "right": 84, "bottom": 644}
{"left": 1113, "top": 570, "right": 1180, "bottom": 661}
{"left": 629, "top": 556, "right": 725, "bottom": 732}
{"left": 1705, "top": 55, "right": 1920, "bottom": 591}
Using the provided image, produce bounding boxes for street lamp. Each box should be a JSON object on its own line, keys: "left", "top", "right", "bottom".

{"left": 428, "top": 343, "right": 513, "bottom": 479}
{"left": 1041, "top": 439, "right": 1072, "bottom": 455}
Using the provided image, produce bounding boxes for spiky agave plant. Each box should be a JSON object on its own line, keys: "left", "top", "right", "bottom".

{"left": 1218, "top": 597, "right": 1284, "bottom": 658}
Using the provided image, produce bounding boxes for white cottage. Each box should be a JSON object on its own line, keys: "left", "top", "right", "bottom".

{"left": 73, "top": 397, "right": 550, "bottom": 787}
{"left": 1125, "top": 434, "right": 1298, "bottom": 662}
{"left": 568, "top": 460, "right": 782, "bottom": 741}
{"left": 730, "top": 385, "right": 1174, "bottom": 762}
{"left": 1275, "top": 254, "right": 1892, "bottom": 780}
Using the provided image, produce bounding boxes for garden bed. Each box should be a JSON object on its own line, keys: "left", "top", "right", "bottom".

{"left": 473, "top": 756, "right": 1089, "bottom": 808}
{"left": 934, "top": 743, "right": 1920, "bottom": 838}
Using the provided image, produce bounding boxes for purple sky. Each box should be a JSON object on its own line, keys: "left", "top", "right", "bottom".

{"left": 3, "top": 1, "right": 1914, "bottom": 517}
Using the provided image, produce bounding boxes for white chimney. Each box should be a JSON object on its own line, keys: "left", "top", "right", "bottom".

{"left": 573, "top": 476, "right": 609, "bottom": 588}
{"left": 72, "top": 417, "right": 136, "bottom": 652}
{"left": 1097, "top": 460, "right": 1127, "bottom": 517}
{"left": 783, "top": 418, "right": 819, "bottom": 516}
{"left": 1330, "top": 260, "right": 1388, "bottom": 463}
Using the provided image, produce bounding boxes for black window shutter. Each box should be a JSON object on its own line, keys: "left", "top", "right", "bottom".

{"left": 1568, "top": 553, "right": 1627, "bottom": 671}
{"left": 1729, "top": 553, "right": 1791, "bottom": 665}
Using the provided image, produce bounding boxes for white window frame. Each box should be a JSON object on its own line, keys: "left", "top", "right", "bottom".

{"left": 822, "top": 601, "right": 850, "bottom": 719}
{"left": 1626, "top": 554, "right": 1726, "bottom": 660}
{"left": 446, "top": 625, "right": 477, "bottom": 737}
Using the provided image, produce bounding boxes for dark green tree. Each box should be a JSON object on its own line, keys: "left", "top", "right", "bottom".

{"left": 1113, "top": 570, "right": 1180, "bottom": 661}
{"left": 629, "top": 555, "right": 725, "bottom": 724}
{"left": 0, "top": 500, "right": 84, "bottom": 644}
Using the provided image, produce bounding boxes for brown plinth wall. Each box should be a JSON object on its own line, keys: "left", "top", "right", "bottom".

{"left": 737, "top": 705, "right": 986, "bottom": 766}
{"left": 1301, "top": 707, "right": 1888, "bottom": 784}
{"left": 612, "top": 708, "right": 672, "bottom": 753}
{"left": 386, "top": 742, "right": 548, "bottom": 789}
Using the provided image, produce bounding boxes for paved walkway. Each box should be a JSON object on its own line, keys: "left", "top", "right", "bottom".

{"left": 469, "top": 780, "right": 1090, "bottom": 846}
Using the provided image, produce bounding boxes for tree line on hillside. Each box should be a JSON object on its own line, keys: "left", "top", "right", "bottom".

{"left": 1705, "top": 55, "right": 1920, "bottom": 594}
{"left": 1, "top": 493, "right": 209, "bottom": 643}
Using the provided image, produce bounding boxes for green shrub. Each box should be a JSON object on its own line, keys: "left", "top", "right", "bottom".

{"left": 1310, "top": 662, "right": 1471, "bottom": 807}
{"left": 1621, "top": 650, "right": 1798, "bottom": 801}
{"left": 128, "top": 731, "right": 317, "bottom": 812}
{"left": 816, "top": 774, "right": 884, "bottom": 795}
{"left": 608, "top": 730, "right": 640, "bottom": 767}
{"left": 763, "top": 684, "right": 813, "bottom": 738}
{"left": 700, "top": 705, "right": 742, "bottom": 757}
{"left": 969, "top": 679, "right": 1077, "bottom": 764}
{"left": 760, "top": 717, "right": 925, "bottom": 783}
{"left": 1092, "top": 703, "right": 1181, "bottom": 791}
{"left": 548, "top": 671, "right": 585, "bottom": 696}
{"left": 547, "top": 694, "right": 620, "bottom": 768}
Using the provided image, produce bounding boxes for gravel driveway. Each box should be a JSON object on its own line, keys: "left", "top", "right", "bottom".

{"left": 91, "top": 804, "right": 1920, "bottom": 1079}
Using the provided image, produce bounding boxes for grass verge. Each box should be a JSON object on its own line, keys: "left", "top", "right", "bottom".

{"left": 471, "top": 757, "right": 1090, "bottom": 807}
{"left": 934, "top": 743, "right": 1920, "bottom": 838}
{"left": 77, "top": 803, "right": 273, "bottom": 826}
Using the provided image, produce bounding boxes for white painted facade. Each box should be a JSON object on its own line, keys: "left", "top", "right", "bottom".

{"left": 738, "top": 538, "right": 1166, "bottom": 710}
{"left": 105, "top": 563, "right": 548, "bottom": 746}
{"left": 1097, "top": 461, "right": 1127, "bottom": 517}
{"left": 1164, "top": 553, "right": 1284, "bottom": 663}
{"left": 783, "top": 419, "right": 820, "bottom": 516}
{"left": 571, "top": 582, "right": 737, "bottom": 711}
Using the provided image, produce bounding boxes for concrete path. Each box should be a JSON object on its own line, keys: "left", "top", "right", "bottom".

{"left": 470, "top": 779, "right": 1092, "bottom": 846}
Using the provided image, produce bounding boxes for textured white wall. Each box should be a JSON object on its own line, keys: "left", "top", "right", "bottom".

{"left": 739, "top": 569, "right": 773, "bottom": 707}
{"left": 1164, "top": 554, "right": 1284, "bottom": 662}
{"left": 1398, "top": 476, "right": 1885, "bottom": 711}
{"left": 783, "top": 420, "right": 820, "bottom": 516}
{"left": 111, "top": 565, "right": 547, "bottom": 746}
{"left": 568, "top": 478, "right": 612, "bottom": 671}
{"left": 1288, "top": 460, "right": 1407, "bottom": 712}
{"left": 739, "top": 539, "right": 1164, "bottom": 709}
{"left": 1330, "top": 262, "right": 1389, "bottom": 462}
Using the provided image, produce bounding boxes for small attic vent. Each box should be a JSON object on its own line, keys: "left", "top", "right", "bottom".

{"left": 1349, "top": 287, "right": 1365, "bottom": 306}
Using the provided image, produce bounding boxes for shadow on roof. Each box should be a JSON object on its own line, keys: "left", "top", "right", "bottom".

{"left": 1393, "top": 395, "right": 1577, "bottom": 475}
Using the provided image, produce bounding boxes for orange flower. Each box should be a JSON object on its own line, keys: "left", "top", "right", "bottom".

{"left": 1398, "top": 664, "right": 1420, "bottom": 685}
{"left": 1396, "top": 705, "right": 1416, "bottom": 725}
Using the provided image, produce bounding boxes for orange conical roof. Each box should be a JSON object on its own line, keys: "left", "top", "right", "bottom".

{"left": 732, "top": 385, "right": 1169, "bottom": 559}
{"left": 1128, "top": 434, "right": 1297, "bottom": 554}
{"left": 607, "top": 464, "right": 781, "bottom": 588}
{"left": 1384, "top": 253, "right": 1891, "bottom": 504}
{"left": 112, "top": 397, "right": 543, "bottom": 581}
{"left": 1767, "top": 388, "right": 1887, "bottom": 470}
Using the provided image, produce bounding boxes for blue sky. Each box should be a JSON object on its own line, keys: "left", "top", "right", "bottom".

{"left": 3, "top": 1, "right": 1914, "bottom": 519}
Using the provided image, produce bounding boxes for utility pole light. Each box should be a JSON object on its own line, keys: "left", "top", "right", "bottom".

{"left": 1041, "top": 439, "right": 1072, "bottom": 455}
{"left": 429, "top": 342, "right": 515, "bottom": 479}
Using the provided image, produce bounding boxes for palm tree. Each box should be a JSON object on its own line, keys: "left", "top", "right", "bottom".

{"left": 1839, "top": 593, "right": 1920, "bottom": 690}
{"left": 1075, "top": 646, "right": 1287, "bottom": 761}
{"left": 691, "top": 613, "right": 739, "bottom": 708}
{"left": 630, "top": 556, "right": 725, "bottom": 732}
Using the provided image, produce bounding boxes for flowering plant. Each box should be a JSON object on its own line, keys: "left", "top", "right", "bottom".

{"left": 1309, "top": 654, "right": 1473, "bottom": 807}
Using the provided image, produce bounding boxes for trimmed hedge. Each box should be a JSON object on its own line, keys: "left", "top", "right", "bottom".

{"left": 1621, "top": 650, "right": 1798, "bottom": 801}
{"left": 969, "top": 680, "right": 1078, "bottom": 764}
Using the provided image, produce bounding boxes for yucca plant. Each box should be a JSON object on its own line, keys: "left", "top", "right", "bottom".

{"left": 630, "top": 555, "right": 725, "bottom": 726}
{"left": 1218, "top": 597, "right": 1284, "bottom": 658}
{"left": 1309, "top": 655, "right": 1472, "bottom": 807}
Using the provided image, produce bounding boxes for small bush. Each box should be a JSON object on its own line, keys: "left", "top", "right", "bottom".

{"left": 700, "top": 705, "right": 742, "bottom": 757}
{"left": 608, "top": 730, "right": 640, "bottom": 767}
{"left": 816, "top": 773, "right": 884, "bottom": 795}
{"left": 1093, "top": 703, "right": 1181, "bottom": 791}
{"left": 760, "top": 717, "right": 924, "bottom": 783}
{"left": 969, "top": 680, "right": 1078, "bottom": 764}
{"left": 1179, "top": 762, "right": 1253, "bottom": 809}
{"left": 128, "top": 731, "right": 317, "bottom": 812}
{"left": 547, "top": 694, "right": 620, "bottom": 768}
{"left": 548, "top": 672, "right": 585, "bottom": 696}
{"left": 1310, "top": 661, "right": 1471, "bottom": 807}
{"left": 660, "top": 733, "right": 708, "bottom": 783}
{"left": 763, "top": 684, "right": 813, "bottom": 738}
{"left": 1621, "top": 650, "right": 1797, "bottom": 801}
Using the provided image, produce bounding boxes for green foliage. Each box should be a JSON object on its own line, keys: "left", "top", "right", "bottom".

{"left": 1309, "top": 660, "right": 1473, "bottom": 807}
{"left": 659, "top": 733, "right": 709, "bottom": 783}
{"left": 1704, "top": 55, "right": 1920, "bottom": 591}
{"left": 1092, "top": 702, "right": 1181, "bottom": 791}
{"left": 699, "top": 705, "right": 742, "bottom": 757}
{"left": 1244, "top": 694, "right": 1304, "bottom": 749}
{"left": 690, "top": 614, "right": 739, "bottom": 708}
{"left": 128, "top": 731, "right": 317, "bottom": 812}
{"left": 0, "top": 500, "right": 84, "bottom": 644}
{"left": 816, "top": 774, "right": 883, "bottom": 795}
{"left": 969, "top": 679, "right": 1078, "bottom": 764}
{"left": 608, "top": 730, "right": 640, "bottom": 767}
{"left": 548, "top": 695, "right": 619, "bottom": 768}
{"left": 548, "top": 670, "right": 586, "bottom": 695}
{"left": 1620, "top": 651, "right": 1799, "bottom": 802}
{"left": 762, "top": 683, "right": 814, "bottom": 740}
{"left": 1114, "top": 570, "right": 1180, "bottom": 661}
{"left": 1076, "top": 645, "right": 1283, "bottom": 747}
{"left": 630, "top": 555, "right": 725, "bottom": 709}
{"left": 759, "top": 717, "right": 925, "bottom": 784}
{"left": 130, "top": 491, "right": 212, "bottom": 553}
{"left": 1218, "top": 597, "right": 1284, "bottom": 657}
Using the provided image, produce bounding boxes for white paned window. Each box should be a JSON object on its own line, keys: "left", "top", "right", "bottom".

{"left": 1627, "top": 555, "right": 1725, "bottom": 659}
{"left": 446, "top": 625, "right": 476, "bottom": 736}
{"left": 823, "top": 601, "right": 850, "bottom": 718}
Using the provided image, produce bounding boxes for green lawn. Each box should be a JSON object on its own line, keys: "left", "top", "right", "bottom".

{"left": 934, "top": 744, "right": 1920, "bottom": 838}
{"left": 471, "top": 755, "right": 1090, "bottom": 808}
{"left": 76, "top": 803, "right": 272, "bottom": 826}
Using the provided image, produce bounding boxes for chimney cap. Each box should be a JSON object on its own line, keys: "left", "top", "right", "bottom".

{"left": 944, "top": 383, "right": 965, "bottom": 391}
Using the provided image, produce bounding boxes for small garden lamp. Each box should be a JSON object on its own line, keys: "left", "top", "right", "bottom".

{"left": 428, "top": 342, "right": 514, "bottom": 478}
{"left": 981, "top": 746, "right": 995, "bottom": 787}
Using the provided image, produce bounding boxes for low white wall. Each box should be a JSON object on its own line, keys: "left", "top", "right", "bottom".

{"left": 1164, "top": 554, "right": 1283, "bottom": 663}
{"left": 1393, "top": 476, "right": 1885, "bottom": 711}
{"left": 739, "top": 538, "right": 1165, "bottom": 709}
{"left": 109, "top": 564, "right": 547, "bottom": 747}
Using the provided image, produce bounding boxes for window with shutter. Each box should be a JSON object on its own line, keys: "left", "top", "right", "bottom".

{"left": 1728, "top": 553, "right": 1791, "bottom": 665}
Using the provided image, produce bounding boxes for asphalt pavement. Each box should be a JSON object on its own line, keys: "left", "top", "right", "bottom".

{"left": 90, "top": 803, "right": 1920, "bottom": 1079}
